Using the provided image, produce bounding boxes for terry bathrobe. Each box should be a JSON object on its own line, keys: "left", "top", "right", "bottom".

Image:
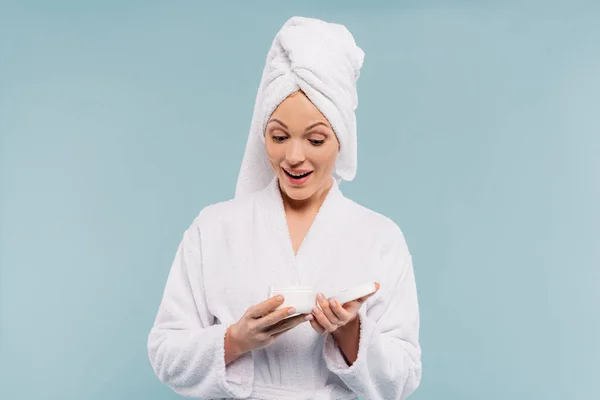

{"left": 147, "top": 177, "right": 421, "bottom": 399}
{"left": 147, "top": 16, "right": 422, "bottom": 400}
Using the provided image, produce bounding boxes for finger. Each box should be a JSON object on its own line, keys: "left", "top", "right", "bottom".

{"left": 266, "top": 313, "right": 309, "bottom": 336}
{"left": 270, "top": 327, "right": 293, "bottom": 340}
{"left": 344, "top": 293, "right": 372, "bottom": 312}
{"left": 312, "top": 304, "right": 338, "bottom": 332}
{"left": 309, "top": 317, "right": 326, "bottom": 335}
{"left": 329, "top": 299, "right": 352, "bottom": 321}
{"left": 270, "top": 316, "right": 309, "bottom": 339}
{"left": 317, "top": 293, "right": 344, "bottom": 326}
{"left": 247, "top": 295, "right": 285, "bottom": 318}
{"left": 258, "top": 306, "right": 297, "bottom": 329}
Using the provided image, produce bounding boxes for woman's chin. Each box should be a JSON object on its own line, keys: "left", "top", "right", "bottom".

{"left": 282, "top": 186, "right": 312, "bottom": 201}
{"left": 279, "top": 179, "right": 314, "bottom": 200}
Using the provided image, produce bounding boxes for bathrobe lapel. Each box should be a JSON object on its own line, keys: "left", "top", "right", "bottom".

{"left": 260, "top": 177, "right": 346, "bottom": 286}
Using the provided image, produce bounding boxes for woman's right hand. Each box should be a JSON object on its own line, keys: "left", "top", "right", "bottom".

{"left": 225, "top": 295, "right": 310, "bottom": 363}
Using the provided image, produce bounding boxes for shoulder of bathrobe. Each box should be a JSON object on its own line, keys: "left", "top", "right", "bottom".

{"left": 341, "top": 196, "right": 409, "bottom": 248}
{"left": 341, "top": 196, "right": 404, "bottom": 235}
{"left": 340, "top": 199, "right": 413, "bottom": 281}
{"left": 187, "top": 190, "right": 263, "bottom": 235}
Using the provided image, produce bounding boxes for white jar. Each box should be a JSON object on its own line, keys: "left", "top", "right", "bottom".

{"left": 268, "top": 286, "right": 316, "bottom": 315}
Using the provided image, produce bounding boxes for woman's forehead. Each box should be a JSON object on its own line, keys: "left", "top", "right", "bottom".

{"left": 270, "top": 91, "right": 331, "bottom": 129}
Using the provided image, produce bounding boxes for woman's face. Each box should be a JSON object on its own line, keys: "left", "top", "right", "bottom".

{"left": 265, "top": 90, "right": 339, "bottom": 202}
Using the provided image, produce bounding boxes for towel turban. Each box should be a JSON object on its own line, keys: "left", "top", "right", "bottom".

{"left": 235, "top": 16, "right": 365, "bottom": 198}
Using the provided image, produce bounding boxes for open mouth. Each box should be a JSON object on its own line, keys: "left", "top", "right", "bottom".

{"left": 283, "top": 169, "right": 313, "bottom": 179}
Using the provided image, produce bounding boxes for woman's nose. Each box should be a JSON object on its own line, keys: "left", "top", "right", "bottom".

{"left": 286, "top": 141, "right": 305, "bottom": 165}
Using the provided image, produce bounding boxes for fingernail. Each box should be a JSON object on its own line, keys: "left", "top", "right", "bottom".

{"left": 305, "top": 314, "right": 313, "bottom": 321}
{"left": 288, "top": 308, "right": 296, "bottom": 315}
{"left": 331, "top": 300, "right": 338, "bottom": 308}
{"left": 317, "top": 293, "right": 324, "bottom": 300}
{"left": 312, "top": 306, "right": 320, "bottom": 314}
{"left": 276, "top": 295, "right": 284, "bottom": 301}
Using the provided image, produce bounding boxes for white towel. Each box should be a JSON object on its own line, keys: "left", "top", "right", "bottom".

{"left": 235, "top": 16, "right": 365, "bottom": 198}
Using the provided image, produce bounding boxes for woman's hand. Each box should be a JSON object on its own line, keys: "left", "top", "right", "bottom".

{"left": 309, "top": 282, "right": 380, "bottom": 335}
{"left": 226, "top": 295, "right": 309, "bottom": 362}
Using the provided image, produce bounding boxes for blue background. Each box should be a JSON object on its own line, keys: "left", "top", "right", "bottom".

{"left": 1, "top": 1, "right": 599, "bottom": 399}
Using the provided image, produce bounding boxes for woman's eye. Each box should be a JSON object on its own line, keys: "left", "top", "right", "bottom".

{"left": 272, "top": 136, "right": 287, "bottom": 142}
{"left": 309, "top": 139, "right": 325, "bottom": 146}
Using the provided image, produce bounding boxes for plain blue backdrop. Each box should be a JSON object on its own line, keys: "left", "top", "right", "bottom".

{"left": 1, "top": 1, "right": 599, "bottom": 399}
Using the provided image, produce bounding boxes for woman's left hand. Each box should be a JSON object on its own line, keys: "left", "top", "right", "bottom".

{"left": 309, "top": 282, "right": 380, "bottom": 335}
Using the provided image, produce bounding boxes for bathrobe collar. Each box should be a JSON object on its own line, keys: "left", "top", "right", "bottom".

{"left": 261, "top": 176, "right": 345, "bottom": 264}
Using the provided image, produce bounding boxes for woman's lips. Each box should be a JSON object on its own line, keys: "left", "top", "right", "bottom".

{"left": 283, "top": 168, "right": 313, "bottom": 185}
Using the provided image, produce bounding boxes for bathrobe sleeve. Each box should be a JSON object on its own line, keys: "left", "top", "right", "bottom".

{"left": 322, "top": 226, "right": 422, "bottom": 400}
{"left": 147, "top": 220, "right": 255, "bottom": 399}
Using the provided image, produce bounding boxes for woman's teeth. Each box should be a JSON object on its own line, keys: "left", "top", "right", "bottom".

{"left": 284, "top": 169, "right": 313, "bottom": 178}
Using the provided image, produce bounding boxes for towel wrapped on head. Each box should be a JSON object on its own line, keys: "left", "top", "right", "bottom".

{"left": 235, "top": 16, "right": 365, "bottom": 198}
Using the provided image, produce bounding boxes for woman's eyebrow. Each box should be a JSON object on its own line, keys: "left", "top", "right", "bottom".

{"left": 304, "top": 122, "right": 330, "bottom": 132}
{"left": 267, "top": 119, "right": 288, "bottom": 129}
{"left": 267, "top": 119, "right": 330, "bottom": 132}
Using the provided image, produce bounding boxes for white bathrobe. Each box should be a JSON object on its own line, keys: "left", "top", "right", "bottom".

{"left": 147, "top": 177, "right": 422, "bottom": 399}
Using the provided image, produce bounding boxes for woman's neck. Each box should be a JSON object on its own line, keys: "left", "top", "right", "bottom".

{"left": 279, "top": 178, "right": 333, "bottom": 216}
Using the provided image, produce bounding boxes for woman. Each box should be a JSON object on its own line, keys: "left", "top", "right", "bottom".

{"left": 147, "top": 16, "right": 422, "bottom": 400}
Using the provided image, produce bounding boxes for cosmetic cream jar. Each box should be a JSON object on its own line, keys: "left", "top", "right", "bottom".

{"left": 268, "top": 286, "right": 316, "bottom": 315}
